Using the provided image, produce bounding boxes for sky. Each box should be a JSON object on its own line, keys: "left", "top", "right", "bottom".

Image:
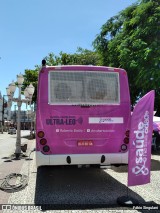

{"left": 0, "top": 0, "right": 137, "bottom": 103}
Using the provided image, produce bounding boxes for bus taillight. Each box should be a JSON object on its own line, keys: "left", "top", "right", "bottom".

{"left": 40, "top": 138, "right": 47, "bottom": 145}
{"left": 123, "top": 129, "right": 130, "bottom": 144}
{"left": 37, "top": 131, "right": 45, "bottom": 138}
{"left": 43, "top": 145, "right": 50, "bottom": 152}
{"left": 125, "top": 130, "right": 130, "bottom": 137}
{"left": 121, "top": 144, "right": 127, "bottom": 151}
{"left": 123, "top": 137, "right": 129, "bottom": 144}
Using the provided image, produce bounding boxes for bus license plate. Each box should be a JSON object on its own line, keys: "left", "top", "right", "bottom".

{"left": 77, "top": 140, "right": 93, "bottom": 146}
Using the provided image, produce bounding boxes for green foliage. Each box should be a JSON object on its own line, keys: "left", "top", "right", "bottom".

{"left": 44, "top": 48, "right": 100, "bottom": 66}
{"left": 22, "top": 69, "right": 39, "bottom": 103}
{"left": 93, "top": 0, "right": 160, "bottom": 111}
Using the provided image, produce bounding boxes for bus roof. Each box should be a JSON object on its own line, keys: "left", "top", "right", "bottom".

{"left": 40, "top": 65, "right": 126, "bottom": 74}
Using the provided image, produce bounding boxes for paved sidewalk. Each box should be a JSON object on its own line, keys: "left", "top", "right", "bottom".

{"left": 0, "top": 136, "right": 35, "bottom": 207}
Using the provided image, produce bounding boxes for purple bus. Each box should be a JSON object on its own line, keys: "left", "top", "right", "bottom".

{"left": 36, "top": 62, "right": 131, "bottom": 167}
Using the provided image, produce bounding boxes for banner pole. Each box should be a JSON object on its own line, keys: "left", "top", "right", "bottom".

{"left": 117, "top": 91, "right": 155, "bottom": 207}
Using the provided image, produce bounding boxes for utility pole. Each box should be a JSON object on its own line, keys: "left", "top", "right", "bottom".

{"left": 1, "top": 95, "right": 7, "bottom": 134}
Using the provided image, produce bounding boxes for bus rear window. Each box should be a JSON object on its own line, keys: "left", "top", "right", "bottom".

{"left": 49, "top": 71, "right": 120, "bottom": 105}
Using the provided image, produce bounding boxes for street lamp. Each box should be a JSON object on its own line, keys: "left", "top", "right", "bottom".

{"left": 6, "top": 74, "right": 35, "bottom": 159}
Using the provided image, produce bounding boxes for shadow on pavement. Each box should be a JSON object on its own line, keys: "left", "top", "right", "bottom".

{"left": 151, "top": 159, "right": 160, "bottom": 171}
{"left": 111, "top": 158, "right": 160, "bottom": 173}
{"left": 151, "top": 149, "right": 160, "bottom": 156}
{"left": 34, "top": 166, "right": 159, "bottom": 211}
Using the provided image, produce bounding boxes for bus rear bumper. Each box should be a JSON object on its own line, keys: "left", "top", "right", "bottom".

{"left": 36, "top": 151, "right": 128, "bottom": 167}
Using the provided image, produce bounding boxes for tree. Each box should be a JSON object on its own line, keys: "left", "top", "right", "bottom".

{"left": 44, "top": 48, "right": 100, "bottom": 66}
{"left": 93, "top": 0, "right": 160, "bottom": 111}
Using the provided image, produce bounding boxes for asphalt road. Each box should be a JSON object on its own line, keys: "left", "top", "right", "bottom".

{"left": 6, "top": 142, "right": 160, "bottom": 212}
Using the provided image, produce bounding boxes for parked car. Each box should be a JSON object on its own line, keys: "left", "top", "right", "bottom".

{"left": 8, "top": 127, "right": 16, "bottom": 134}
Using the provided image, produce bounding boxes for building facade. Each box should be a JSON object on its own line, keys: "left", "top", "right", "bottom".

{"left": 10, "top": 110, "right": 35, "bottom": 130}
{"left": 0, "top": 92, "right": 11, "bottom": 132}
